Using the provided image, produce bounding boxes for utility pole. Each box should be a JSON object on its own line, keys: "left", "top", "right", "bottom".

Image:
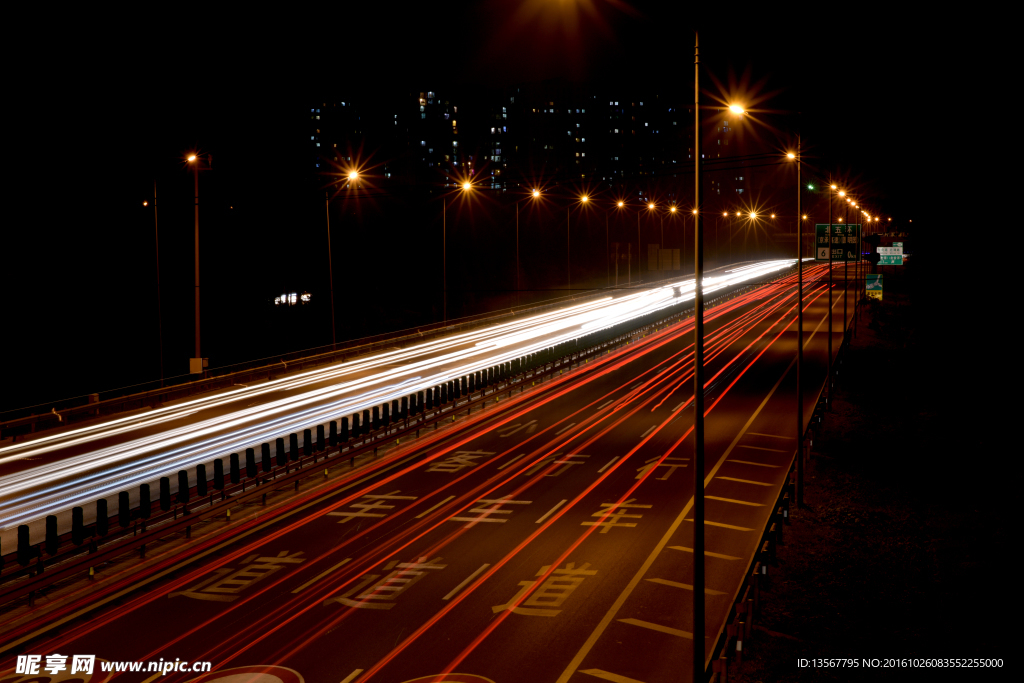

{"left": 153, "top": 181, "right": 164, "bottom": 387}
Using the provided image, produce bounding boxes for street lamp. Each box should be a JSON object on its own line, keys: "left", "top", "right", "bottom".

{"left": 788, "top": 147, "right": 803, "bottom": 505}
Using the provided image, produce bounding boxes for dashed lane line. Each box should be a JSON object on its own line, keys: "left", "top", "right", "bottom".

{"left": 747, "top": 432, "right": 795, "bottom": 439}
{"left": 646, "top": 577, "right": 727, "bottom": 595}
{"left": 580, "top": 669, "right": 646, "bottom": 683}
{"left": 443, "top": 563, "right": 490, "bottom": 600}
{"left": 684, "top": 518, "right": 755, "bottom": 531}
{"left": 555, "top": 422, "right": 577, "bottom": 435}
{"left": 536, "top": 499, "right": 568, "bottom": 524}
{"left": 340, "top": 670, "right": 363, "bottom": 683}
{"left": 414, "top": 495, "right": 456, "bottom": 519}
{"left": 597, "top": 399, "right": 616, "bottom": 410}
{"left": 705, "top": 495, "right": 764, "bottom": 507}
{"left": 617, "top": 617, "right": 694, "bottom": 639}
{"left": 737, "top": 444, "right": 787, "bottom": 452}
{"left": 597, "top": 456, "right": 619, "bottom": 473}
{"left": 668, "top": 546, "right": 741, "bottom": 560}
{"left": 496, "top": 453, "right": 527, "bottom": 470}
{"left": 716, "top": 476, "right": 773, "bottom": 486}
{"left": 291, "top": 557, "right": 352, "bottom": 594}
{"left": 640, "top": 425, "right": 657, "bottom": 439}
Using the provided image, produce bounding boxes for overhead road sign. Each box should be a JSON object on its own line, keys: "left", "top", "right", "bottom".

{"left": 815, "top": 224, "right": 861, "bottom": 262}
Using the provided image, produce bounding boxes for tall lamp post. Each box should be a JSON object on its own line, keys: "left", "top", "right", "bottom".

{"left": 144, "top": 187, "right": 164, "bottom": 386}
{"left": 787, "top": 150, "right": 804, "bottom": 506}
{"left": 325, "top": 170, "right": 357, "bottom": 351}
{"left": 187, "top": 153, "right": 210, "bottom": 375}
{"left": 516, "top": 188, "right": 541, "bottom": 305}
{"left": 828, "top": 186, "right": 842, "bottom": 407}
{"left": 693, "top": 34, "right": 706, "bottom": 681}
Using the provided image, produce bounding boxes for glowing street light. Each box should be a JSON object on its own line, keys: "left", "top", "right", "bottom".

{"left": 533, "top": 188, "right": 541, "bottom": 198}
{"left": 729, "top": 103, "right": 745, "bottom": 115}
{"left": 786, "top": 152, "right": 796, "bottom": 159}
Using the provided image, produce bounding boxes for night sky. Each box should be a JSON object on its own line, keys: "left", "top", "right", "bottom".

{"left": 4, "top": 4, "right": 946, "bottom": 414}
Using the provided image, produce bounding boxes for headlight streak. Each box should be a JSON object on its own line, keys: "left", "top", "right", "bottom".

{"left": 0, "top": 260, "right": 800, "bottom": 533}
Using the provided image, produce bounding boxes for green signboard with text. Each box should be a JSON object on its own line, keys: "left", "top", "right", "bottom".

{"left": 815, "top": 224, "right": 861, "bottom": 262}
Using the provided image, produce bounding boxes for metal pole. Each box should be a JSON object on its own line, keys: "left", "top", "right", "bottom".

{"left": 567, "top": 206, "right": 571, "bottom": 294}
{"left": 637, "top": 211, "right": 641, "bottom": 285}
{"left": 606, "top": 212, "right": 610, "bottom": 288}
{"left": 844, "top": 201, "right": 848, "bottom": 345}
{"left": 443, "top": 199, "right": 447, "bottom": 323}
{"left": 325, "top": 192, "right": 336, "bottom": 351}
{"left": 516, "top": 201, "right": 520, "bottom": 305}
{"left": 153, "top": 181, "right": 164, "bottom": 387}
{"left": 796, "top": 137, "right": 803, "bottom": 507}
{"left": 692, "top": 30, "right": 706, "bottom": 682}
{"left": 193, "top": 160, "right": 200, "bottom": 361}
{"left": 827, "top": 186, "right": 833, "bottom": 409}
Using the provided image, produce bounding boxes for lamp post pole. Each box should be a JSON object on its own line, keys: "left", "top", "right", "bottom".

{"left": 827, "top": 186, "right": 834, "bottom": 409}
{"left": 516, "top": 199, "right": 520, "bottom": 306}
{"left": 443, "top": 198, "right": 447, "bottom": 323}
{"left": 325, "top": 191, "right": 337, "bottom": 351}
{"left": 637, "top": 211, "right": 642, "bottom": 285}
{"left": 567, "top": 206, "right": 571, "bottom": 294}
{"left": 844, "top": 200, "right": 849, "bottom": 346}
{"left": 193, "top": 157, "right": 201, "bottom": 363}
{"left": 692, "top": 31, "right": 707, "bottom": 682}
{"left": 796, "top": 140, "right": 804, "bottom": 507}
{"left": 153, "top": 181, "right": 164, "bottom": 387}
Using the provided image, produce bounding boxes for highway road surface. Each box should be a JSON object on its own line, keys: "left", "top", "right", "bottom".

{"left": 1, "top": 261, "right": 859, "bottom": 683}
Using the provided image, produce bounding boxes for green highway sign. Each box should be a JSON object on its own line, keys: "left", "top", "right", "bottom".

{"left": 878, "top": 255, "right": 903, "bottom": 265}
{"left": 815, "top": 224, "right": 861, "bottom": 262}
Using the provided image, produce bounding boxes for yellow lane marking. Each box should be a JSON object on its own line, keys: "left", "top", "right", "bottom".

{"left": 618, "top": 617, "right": 693, "bottom": 639}
{"left": 291, "top": 557, "right": 352, "bottom": 594}
{"left": 415, "top": 495, "right": 456, "bottom": 519}
{"left": 536, "top": 499, "right": 568, "bottom": 524}
{"left": 728, "top": 459, "right": 779, "bottom": 468}
{"left": 684, "top": 518, "right": 754, "bottom": 531}
{"left": 496, "top": 453, "right": 527, "bottom": 470}
{"left": 443, "top": 563, "right": 491, "bottom": 600}
{"left": 668, "top": 546, "right": 741, "bottom": 560}
{"left": 705, "top": 495, "right": 764, "bottom": 507}
{"left": 597, "top": 456, "right": 619, "bottom": 473}
{"left": 580, "top": 669, "right": 646, "bottom": 683}
{"left": 646, "top": 578, "right": 727, "bottom": 595}
{"left": 747, "top": 432, "right": 795, "bottom": 439}
{"left": 555, "top": 354, "right": 797, "bottom": 682}
{"left": 716, "top": 476, "right": 772, "bottom": 486}
{"left": 555, "top": 422, "right": 577, "bottom": 435}
{"left": 340, "top": 670, "right": 363, "bottom": 683}
{"left": 737, "top": 444, "right": 787, "bottom": 452}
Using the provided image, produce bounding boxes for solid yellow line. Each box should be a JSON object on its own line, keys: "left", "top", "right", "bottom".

{"left": 618, "top": 617, "right": 693, "bottom": 639}
{"left": 737, "top": 444, "right": 786, "bottom": 452}
{"left": 728, "top": 459, "right": 779, "bottom": 468}
{"left": 716, "top": 476, "right": 772, "bottom": 486}
{"left": 705, "top": 495, "right": 763, "bottom": 507}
